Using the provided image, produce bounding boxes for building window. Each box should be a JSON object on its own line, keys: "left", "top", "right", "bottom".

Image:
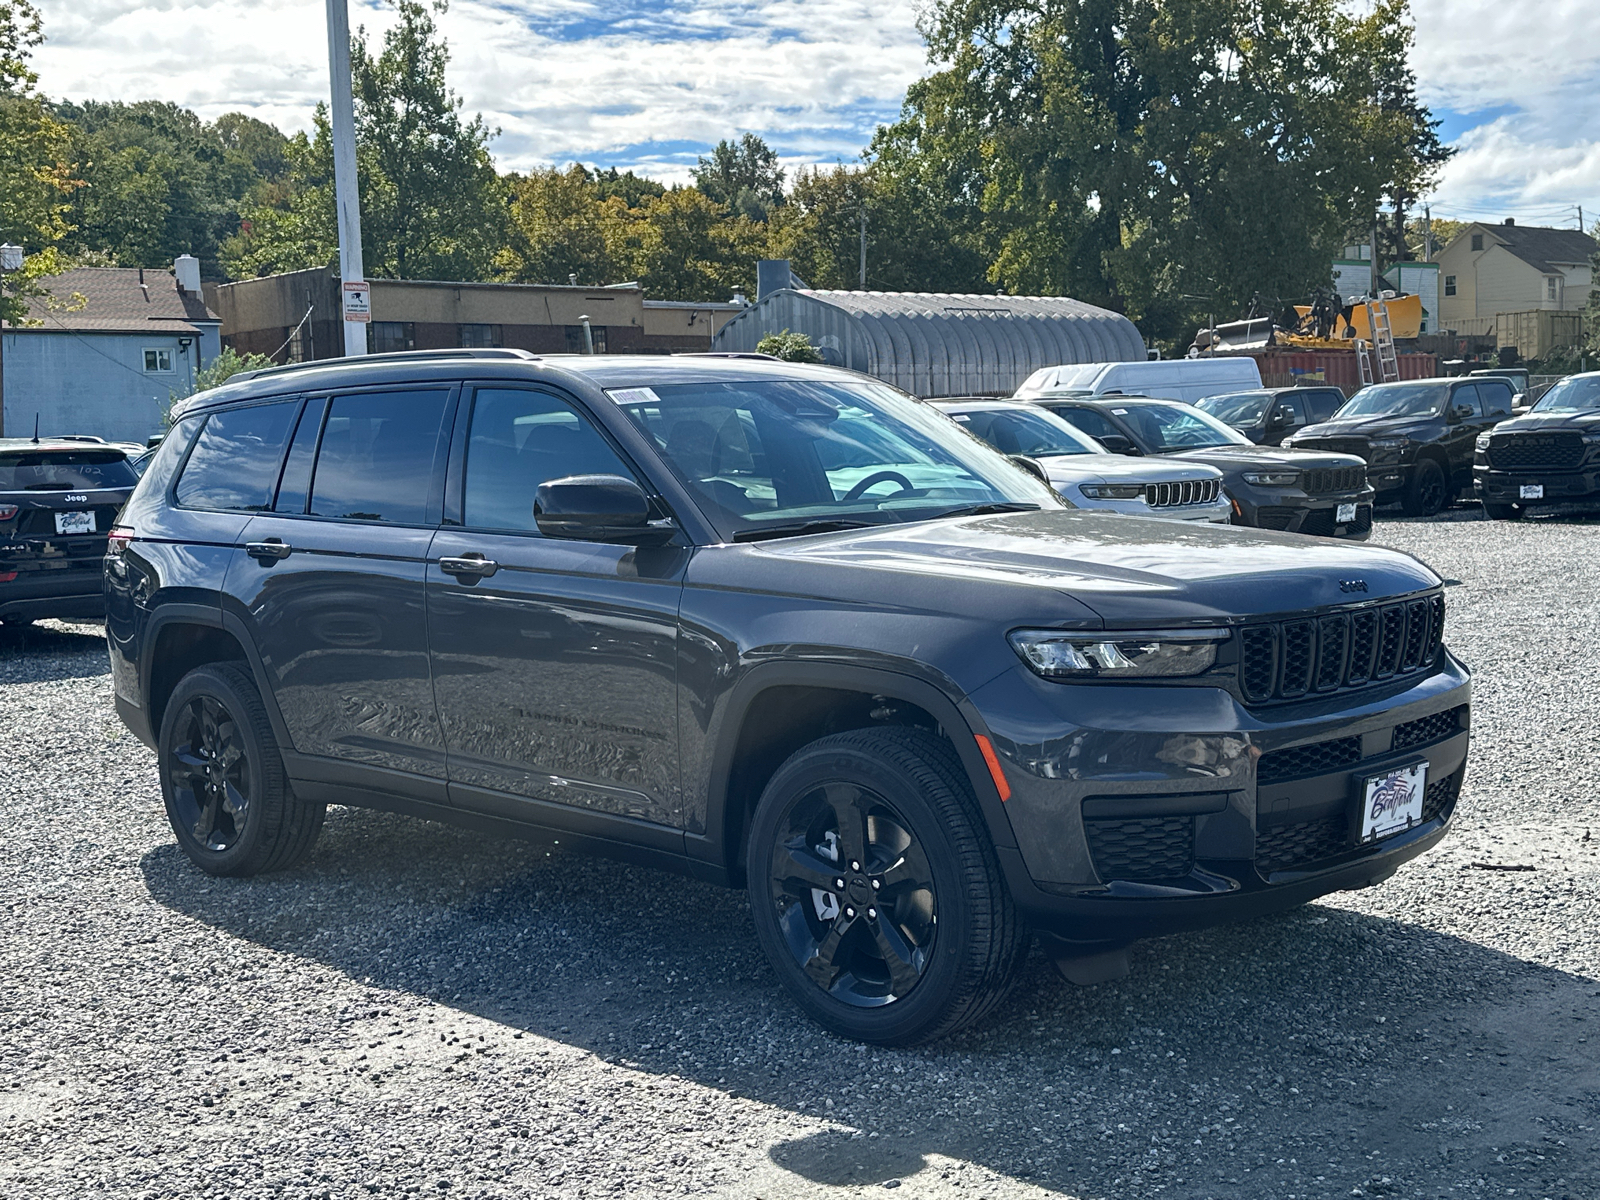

{"left": 565, "top": 325, "right": 607, "bottom": 354}
{"left": 459, "top": 323, "right": 502, "bottom": 348}
{"left": 1444, "top": 275, "right": 1456, "bottom": 297}
{"left": 370, "top": 321, "right": 415, "bottom": 354}
{"left": 143, "top": 348, "right": 174, "bottom": 373}
{"left": 1470, "top": 233, "right": 1483, "bottom": 251}
{"left": 1546, "top": 276, "right": 1559, "bottom": 302}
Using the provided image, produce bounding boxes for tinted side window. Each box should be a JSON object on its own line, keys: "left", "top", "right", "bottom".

{"left": 309, "top": 390, "right": 450, "bottom": 524}
{"left": 174, "top": 400, "right": 299, "bottom": 512}
{"left": 1451, "top": 384, "right": 1481, "bottom": 417}
{"left": 463, "top": 388, "right": 635, "bottom": 533}
{"left": 1051, "top": 406, "right": 1121, "bottom": 442}
{"left": 273, "top": 397, "right": 327, "bottom": 515}
{"left": 1477, "top": 381, "right": 1513, "bottom": 418}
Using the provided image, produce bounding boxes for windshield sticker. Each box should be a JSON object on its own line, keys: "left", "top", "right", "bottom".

{"left": 605, "top": 387, "right": 661, "bottom": 406}
{"left": 951, "top": 414, "right": 971, "bottom": 422}
{"left": 1111, "top": 408, "right": 1129, "bottom": 415}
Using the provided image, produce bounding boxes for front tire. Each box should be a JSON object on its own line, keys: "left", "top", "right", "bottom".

{"left": 746, "top": 728, "right": 1027, "bottom": 1045}
{"left": 158, "top": 663, "right": 324, "bottom": 876}
{"left": 1401, "top": 459, "right": 1447, "bottom": 517}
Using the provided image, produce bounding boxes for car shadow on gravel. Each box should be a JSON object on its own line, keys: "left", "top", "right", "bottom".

{"left": 0, "top": 620, "right": 109, "bottom": 682}
{"left": 139, "top": 805, "right": 1600, "bottom": 1199}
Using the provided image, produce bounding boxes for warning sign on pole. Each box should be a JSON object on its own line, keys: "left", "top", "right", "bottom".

{"left": 342, "top": 280, "right": 371, "bottom": 323}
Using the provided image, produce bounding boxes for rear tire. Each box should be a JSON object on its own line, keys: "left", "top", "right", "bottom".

{"left": 158, "top": 663, "right": 324, "bottom": 876}
{"left": 1401, "top": 458, "right": 1446, "bottom": 517}
{"left": 746, "top": 727, "right": 1028, "bottom": 1045}
{"left": 1481, "top": 501, "right": 1524, "bottom": 520}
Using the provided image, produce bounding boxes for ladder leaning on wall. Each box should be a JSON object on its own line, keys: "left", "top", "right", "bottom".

{"left": 1363, "top": 299, "right": 1401, "bottom": 384}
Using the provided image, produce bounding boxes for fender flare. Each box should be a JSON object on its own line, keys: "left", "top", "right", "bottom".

{"left": 140, "top": 601, "right": 296, "bottom": 752}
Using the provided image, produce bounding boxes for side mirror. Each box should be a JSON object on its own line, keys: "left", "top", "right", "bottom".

{"left": 534, "top": 475, "right": 675, "bottom": 545}
{"left": 1008, "top": 454, "right": 1050, "bottom": 483}
{"left": 1268, "top": 405, "right": 1295, "bottom": 428}
{"left": 1096, "top": 434, "right": 1139, "bottom": 456}
{"left": 1450, "top": 403, "right": 1474, "bottom": 422}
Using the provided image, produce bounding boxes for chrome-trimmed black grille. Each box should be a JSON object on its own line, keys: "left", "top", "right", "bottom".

{"left": 1301, "top": 465, "right": 1366, "bottom": 494}
{"left": 1486, "top": 433, "right": 1584, "bottom": 471}
{"left": 1143, "top": 478, "right": 1222, "bottom": 508}
{"left": 1085, "top": 816, "right": 1194, "bottom": 882}
{"left": 1238, "top": 594, "right": 1444, "bottom": 704}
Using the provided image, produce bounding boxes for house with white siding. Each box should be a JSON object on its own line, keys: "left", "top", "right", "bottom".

{"left": 1435, "top": 219, "right": 1595, "bottom": 339}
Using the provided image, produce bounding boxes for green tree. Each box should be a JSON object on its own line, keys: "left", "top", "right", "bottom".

{"left": 616, "top": 188, "right": 764, "bottom": 301}
{"left": 754, "top": 329, "right": 822, "bottom": 362}
{"left": 691, "top": 133, "right": 786, "bottom": 221}
{"left": 0, "top": 0, "right": 75, "bottom": 326}
{"left": 898, "top": 0, "right": 1450, "bottom": 341}
{"left": 225, "top": 0, "right": 504, "bottom": 281}
{"left": 495, "top": 165, "right": 623, "bottom": 284}
{"left": 591, "top": 166, "right": 665, "bottom": 209}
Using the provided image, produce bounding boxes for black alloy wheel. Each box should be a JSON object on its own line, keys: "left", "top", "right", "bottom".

{"left": 747, "top": 727, "right": 1027, "bottom": 1045}
{"left": 1402, "top": 458, "right": 1447, "bottom": 517}
{"left": 158, "top": 663, "right": 325, "bottom": 876}
{"left": 767, "top": 781, "right": 937, "bottom": 1007}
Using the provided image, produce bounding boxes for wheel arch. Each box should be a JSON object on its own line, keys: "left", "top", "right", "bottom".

{"left": 701, "top": 662, "right": 1014, "bottom": 887}
{"left": 142, "top": 604, "right": 293, "bottom": 750}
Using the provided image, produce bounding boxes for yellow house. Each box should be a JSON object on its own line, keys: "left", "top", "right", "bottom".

{"left": 1435, "top": 219, "right": 1595, "bottom": 336}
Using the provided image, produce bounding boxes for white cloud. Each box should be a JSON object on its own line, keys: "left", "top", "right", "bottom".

{"left": 32, "top": 0, "right": 928, "bottom": 181}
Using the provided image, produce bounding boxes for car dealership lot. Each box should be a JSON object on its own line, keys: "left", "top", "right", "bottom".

{"left": 2, "top": 512, "right": 1597, "bottom": 1200}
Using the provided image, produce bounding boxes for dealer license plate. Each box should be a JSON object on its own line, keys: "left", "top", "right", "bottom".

{"left": 1336, "top": 502, "right": 1357, "bottom": 523}
{"left": 1360, "top": 762, "right": 1427, "bottom": 842}
{"left": 54, "top": 510, "right": 95, "bottom": 535}
{"left": 1519, "top": 484, "right": 1544, "bottom": 500}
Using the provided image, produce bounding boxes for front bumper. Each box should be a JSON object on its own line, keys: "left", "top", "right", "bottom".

{"left": 1231, "top": 483, "right": 1377, "bottom": 539}
{"left": 1474, "top": 465, "right": 1600, "bottom": 506}
{"left": 969, "top": 653, "right": 1471, "bottom": 944}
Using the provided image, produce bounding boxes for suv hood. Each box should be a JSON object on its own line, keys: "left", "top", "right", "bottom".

{"left": 705, "top": 510, "right": 1439, "bottom": 627}
{"left": 1489, "top": 408, "right": 1600, "bottom": 435}
{"left": 1036, "top": 453, "right": 1221, "bottom": 489}
{"left": 1166, "top": 444, "right": 1367, "bottom": 470}
{"left": 1295, "top": 415, "right": 1436, "bottom": 442}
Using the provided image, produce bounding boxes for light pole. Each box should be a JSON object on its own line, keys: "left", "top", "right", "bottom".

{"left": 326, "top": 0, "right": 367, "bottom": 356}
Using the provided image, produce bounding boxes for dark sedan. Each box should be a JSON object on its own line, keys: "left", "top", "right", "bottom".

{"left": 1028, "top": 395, "right": 1376, "bottom": 538}
{"left": 1, "top": 439, "right": 140, "bottom": 625}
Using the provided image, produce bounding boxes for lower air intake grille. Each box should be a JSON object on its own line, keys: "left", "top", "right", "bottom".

{"left": 1085, "top": 817, "right": 1194, "bottom": 882}
{"left": 1392, "top": 706, "right": 1467, "bottom": 751}
{"left": 1256, "top": 816, "right": 1349, "bottom": 873}
{"left": 1256, "top": 736, "right": 1362, "bottom": 785}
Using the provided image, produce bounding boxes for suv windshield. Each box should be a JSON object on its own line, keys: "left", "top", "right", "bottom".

{"left": 0, "top": 449, "right": 137, "bottom": 491}
{"left": 1337, "top": 382, "right": 1448, "bottom": 419}
{"left": 608, "top": 379, "right": 1057, "bottom": 537}
{"left": 1111, "top": 402, "right": 1252, "bottom": 451}
{"left": 1196, "top": 391, "right": 1271, "bottom": 427}
{"left": 944, "top": 406, "right": 1102, "bottom": 457}
{"left": 1531, "top": 374, "right": 1600, "bottom": 413}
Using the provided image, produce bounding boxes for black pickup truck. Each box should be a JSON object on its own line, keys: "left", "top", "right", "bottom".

{"left": 1474, "top": 371, "right": 1600, "bottom": 518}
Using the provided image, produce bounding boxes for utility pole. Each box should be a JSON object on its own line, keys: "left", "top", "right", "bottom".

{"left": 326, "top": 0, "right": 366, "bottom": 356}
{"left": 1423, "top": 205, "right": 1433, "bottom": 262}
{"left": 858, "top": 207, "right": 867, "bottom": 291}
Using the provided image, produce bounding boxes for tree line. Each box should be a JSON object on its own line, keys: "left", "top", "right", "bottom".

{"left": 5, "top": 0, "right": 1474, "bottom": 348}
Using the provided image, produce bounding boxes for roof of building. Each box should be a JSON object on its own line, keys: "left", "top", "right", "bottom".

{"left": 712, "top": 288, "right": 1147, "bottom": 398}
{"left": 7, "top": 267, "right": 218, "bottom": 333}
{"left": 1471, "top": 223, "right": 1598, "bottom": 273}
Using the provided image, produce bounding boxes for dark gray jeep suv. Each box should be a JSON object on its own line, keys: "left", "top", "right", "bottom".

{"left": 106, "top": 351, "right": 1471, "bottom": 1044}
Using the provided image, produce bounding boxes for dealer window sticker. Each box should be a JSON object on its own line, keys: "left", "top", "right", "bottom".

{"left": 605, "top": 387, "right": 662, "bottom": 406}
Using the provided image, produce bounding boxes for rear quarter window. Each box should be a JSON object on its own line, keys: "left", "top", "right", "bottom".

{"left": 174, "top": 400, "right": 300, "bottom": 512}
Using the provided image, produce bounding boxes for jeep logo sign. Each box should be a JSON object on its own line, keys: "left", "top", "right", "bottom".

{"left": 1339, "top": 578, "right": 1369, "bottom": 593}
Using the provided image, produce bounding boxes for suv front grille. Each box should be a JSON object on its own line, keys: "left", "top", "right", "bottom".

{"left": 1301, "top": 466, "right": 1366, "bottom": 494}
{"left": 1085, "top": 816, "right": 1194, "bottom": 882}
{"left": 1486, "top": 432, "right": 1585, "bottom": 471}
{"left": 1238, "top": 594, "right": 1444, "bottom": 704}
{"left": 1144, "top": 478, "right": 1221, "bottom": 508}
{"left": 1256, "top": 766, "right": 1463, "bottom": 873}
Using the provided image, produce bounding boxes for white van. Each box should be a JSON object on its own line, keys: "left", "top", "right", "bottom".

{"left": 1014, "top": 357, "right": 1262, "bottom": 404}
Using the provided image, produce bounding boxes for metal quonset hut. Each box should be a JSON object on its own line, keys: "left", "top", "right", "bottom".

{"left": 711, "top": 289, "right": 1147, "bottom": 397}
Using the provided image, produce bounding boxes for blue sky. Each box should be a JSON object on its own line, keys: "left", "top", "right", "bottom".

{"left": 32, "top": 0, "right": 1600, "bottom": 229}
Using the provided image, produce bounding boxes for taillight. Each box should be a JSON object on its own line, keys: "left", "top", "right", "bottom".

{"left": 0, "top": 504, "right": 17, "bottom": 521}
{"left": 0, "top": 571, "right": 15, "bottom": 583}
{"left": 107, "top": 527, "right": 134, "bottom": 556}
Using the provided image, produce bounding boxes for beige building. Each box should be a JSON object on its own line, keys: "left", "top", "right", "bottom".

{"left": 1435, "top": 219, "right": 1595, "bottom": 337}
{"left": 206, "top": 267, "right": 744, "bottom": 363}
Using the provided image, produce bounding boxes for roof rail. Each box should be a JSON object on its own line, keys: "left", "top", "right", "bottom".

{"left": 672, "top": 351, "right": 781, "bottom": 361}
{"left": 232, "top": 347, "right": 540, "bottom": 384}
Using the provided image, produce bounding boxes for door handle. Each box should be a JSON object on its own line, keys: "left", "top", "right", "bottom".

{"left": 246, "top": 539, "right": 292, "bottom": 563}
{"left": 439, "top": 554, "right": 499, "bottom": 580}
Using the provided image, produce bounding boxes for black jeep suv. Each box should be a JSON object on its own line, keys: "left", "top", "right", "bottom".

{"left": 107, "top": 350, "right": 1471, "bottom": 1044}
{"left": 1287, "top": 377, "right": 1514, "bottom": 516}
{"left": 1473, "top": 371, "right": 1600, "bottom": 518}
{"left": 2, "top": 438, "right": 141, "bottom": 625}
{"left": 1028, "top": 395, "right": 1376, "bottom": 538}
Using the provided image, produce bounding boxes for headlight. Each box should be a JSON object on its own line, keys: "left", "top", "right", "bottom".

{"left": 1582, "top": 432, "right": 1600, "bottom": 445}
{"left": 1370, "top": 436, "right": 1409, "bottom": 449}
{"left": 1280, "top": 437, "right": 1297, "bottom": 448}
{"left": 1009, "top": 629, "right": 1228, "bottom": 680}
{"left": 1475, "top": 433, "right": 1492, "bottom": 451}
{"left": 1078, "top": 483, "right": 1145, "bottom": 500}
{"left": 1241, "top": 470, "right": 1301, "bottom": 487}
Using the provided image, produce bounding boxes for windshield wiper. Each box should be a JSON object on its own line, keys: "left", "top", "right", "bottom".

{"left": 732, "top": 519, "right": 877, "bottom": 543}
{"left": 928, "top": 502, "right": 1043, "bottom": 519}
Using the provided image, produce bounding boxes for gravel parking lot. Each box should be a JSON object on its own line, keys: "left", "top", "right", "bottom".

{"left": 3, "top": 509, "right": 1598, "bottom": 1200}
